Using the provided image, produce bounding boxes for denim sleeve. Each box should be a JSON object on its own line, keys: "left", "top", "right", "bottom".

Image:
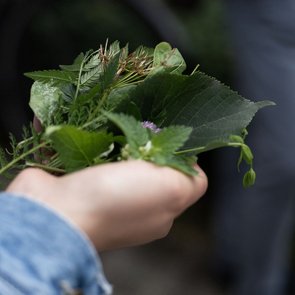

{"left": 0, "top": 193, "right": 112, "bottom": 295}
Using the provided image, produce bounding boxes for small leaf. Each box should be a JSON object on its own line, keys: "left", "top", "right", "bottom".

{"left": 104, "top": 112, "right": 149, "bottom": 151}
{"left": 24, "top": 70, "right": 77, "bottom": 85}
{"left": 152, "top": 42, "right": 186, "bottom": 74}
{"left": 45, "top": 125, "right": 113, "bottom": 172}
{"left": 152, "top": 154, "right": 197, "bottom": 176}
{"left": 80, "top": 67, "right": 102, "bottom": 88}
{"left": 151, "top": 125, "right": 192, "bottom": 154}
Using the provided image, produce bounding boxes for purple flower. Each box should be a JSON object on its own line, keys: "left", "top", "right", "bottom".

{"left": 141, "top": 121, "right": 161, "bottom": 133}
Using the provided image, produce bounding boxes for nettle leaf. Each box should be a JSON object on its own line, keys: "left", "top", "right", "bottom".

{"left": 104, "top": 112, "right": 149, "bottom": 151}
{"left": 45, "top": 125, "right": 113, "bottom": 172}
{"left": 149, "top": 126, "right": 196, "bottom": 175}
{"left": 24, "top": 70, "right": 77, "bottom": 85}
{"left": 151, "top": 126, "right": 192, "bottom": 155}
{"left": 129, "top": 72, "right": 274, "bottom": 152}
{"left": 152, "top": 154, "right": 198, "bottom": 176}
{"left": 29, "top": 81, "right": 63, "bottom": 126}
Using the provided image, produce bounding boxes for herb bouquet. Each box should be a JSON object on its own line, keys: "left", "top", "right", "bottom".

{"left": 0, "top": 41, "right": 274, "bottom": 187}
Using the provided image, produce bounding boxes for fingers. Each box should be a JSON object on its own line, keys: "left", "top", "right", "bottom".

{"left": 6, "top": 168, "right": 57, "bottom": 202}
{"left": 6, "top": 161, "right": 208, "bottom": 251}
{"left": 33, "top": 116, "right": 43, "bottom": 133}
{"left": 70, "top": 159, "right": 208, "bottom": 214}
{"left": 149, "top": 162, "right": 208, "bottom": 216}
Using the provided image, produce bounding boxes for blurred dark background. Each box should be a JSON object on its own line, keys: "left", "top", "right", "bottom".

{"left": 0, "top": 0, "right": 241, "bottom": 294}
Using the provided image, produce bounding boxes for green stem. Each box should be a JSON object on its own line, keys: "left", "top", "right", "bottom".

{"left": 74, "top": 59, "right": 86, "bottom": 101}
{"left": 82, "top": 117, "right": 103, "bottom": 130}
{"left": 174, "top": 146, "right": 207, "bottom": 155}
{"left": 74, "top": 50, "right": 99, "bottom": 101}
{"left": 25, "top": 161, "right": 65, "bottom": 174}
{"left": 0, "top": 141, "right": 48, "bottom": 175}
{"left": 17, "top": 136, "right": 34, "bottom": 148}
{"left": 190, "top": 64, "right": 200, "bottom": 75}
{"left": 174, "top": 142, "right": 244, "bottom": 155}
{"left": 84, "top": 89, "right": 111, "bottom": 127}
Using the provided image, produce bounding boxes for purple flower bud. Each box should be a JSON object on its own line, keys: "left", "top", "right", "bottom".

{"left": 141, "top": 121, "right": 161, "bottom": 133}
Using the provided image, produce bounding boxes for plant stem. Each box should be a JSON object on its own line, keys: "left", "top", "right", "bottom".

{"left": 175, "top": 142, "right": 244, "bottom": 155}
{"left": 25, "top": 161, "right": 65, "bottom": 174}
{"left": 74, "top": 59, "right": 86, "bottom": 101}
{"left": 0, "top": 141, "right": 48, "bottom": 175}
{"left": 174, "top": 146, "right": 207, "bottom": 155}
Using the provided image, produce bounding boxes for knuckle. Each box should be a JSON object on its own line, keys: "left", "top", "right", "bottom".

{"left": 167, "top": 179, "right": 191, "bottom": 214}
{"left": 7, "top": 168, "right": 46, "bottom": 193}
{"left": 156, "top": 220, "right": 173, "bottom": 239}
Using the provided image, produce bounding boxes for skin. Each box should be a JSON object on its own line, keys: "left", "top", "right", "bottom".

{"left": 6, "top": 160, "right": 207, "bottom": 251}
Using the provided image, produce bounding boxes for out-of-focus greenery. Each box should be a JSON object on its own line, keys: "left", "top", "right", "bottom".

{"left": 23, "top": 0, "right": 231, "bottom": 79}
{"left": 179, "top": 0, "right": 233, "bottom": 82}
{"left": 24, "top": 0, "right": 159, "bottom": 70}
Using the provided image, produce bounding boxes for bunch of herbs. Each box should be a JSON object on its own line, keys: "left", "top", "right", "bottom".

{"left": 0, "top": 41, "right": 274, "bottom": 187}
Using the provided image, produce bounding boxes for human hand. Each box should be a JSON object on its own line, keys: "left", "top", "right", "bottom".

{"left": 6, "top": 160, "right": 207, "bottom": 251}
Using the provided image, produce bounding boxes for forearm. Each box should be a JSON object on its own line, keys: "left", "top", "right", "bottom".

{"left": 0, "top": 193, "right": 111, "bottom": 295}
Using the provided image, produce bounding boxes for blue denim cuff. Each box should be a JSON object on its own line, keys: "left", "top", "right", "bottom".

{"left": 0, "top": 193, "right": 112, "bottom": 295}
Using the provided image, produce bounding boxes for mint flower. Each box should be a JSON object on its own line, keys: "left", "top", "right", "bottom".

{"left": 141, "top": 121, "right": 161, "bottom": 133}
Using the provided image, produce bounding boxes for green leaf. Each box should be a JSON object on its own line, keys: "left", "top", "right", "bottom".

{"left": 152, "top": 153, "right": 197, "bottom": 176}
{"left": 152, "top": 42, "right": 186, "bottom": 74}
{"left": 78, "top": 52, "right": 120, "bottom": 94}
{"left": 151, "top": 125, "right": 192, "bottom": 154}
{"left": 100, "top": 52, "right": 120, "bottom": 89}
{"left": 128, "top": 72, "right": 274, "bottom": 152}
{"left": 75, "top": 84, "right": 102, "bottom": 106}
{"left": 45, "top": 125, "right": 113, "bottom": 172}
{"left": 29, "top": 81, "right": 63, "bottom": 126}
{"left": 59, "top": 52, "right": 85, "bottom": 71}
{"left": 84, "top": 51, "right": 100, "bottom": 70}
{"left": 104, "top": 112, "right": 149, "bottom": 151}
{"left": 24, "top": 70, "right": 77, "bottom": 85}
{"left": 80, "top": 67, "right": 102, "bottom": 88}
{"left": 106, "top": 85, "right": 137, "bottom": 111}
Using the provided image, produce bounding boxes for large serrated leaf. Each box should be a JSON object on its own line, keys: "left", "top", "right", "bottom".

{"left": 128, "top": 72, "right": 274, "bottom": 152}
{"left": 45, "top": 126, "right": 113, "bottom": 172}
